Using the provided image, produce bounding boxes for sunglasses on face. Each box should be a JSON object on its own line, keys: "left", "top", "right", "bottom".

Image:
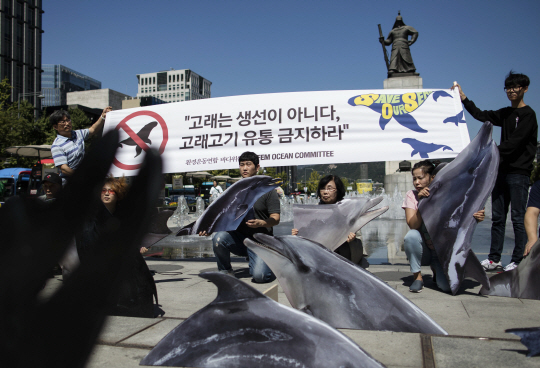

{"left": 101, "top": 188, "right": 116, "bottom": 195}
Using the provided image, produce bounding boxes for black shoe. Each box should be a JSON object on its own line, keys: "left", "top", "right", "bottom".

{"left": 409, "top": 280, "right": 424, "bottom": 293}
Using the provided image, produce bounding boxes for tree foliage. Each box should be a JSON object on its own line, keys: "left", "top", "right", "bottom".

{"left": 307, "top": 170, "right": 321, "bottom": 193}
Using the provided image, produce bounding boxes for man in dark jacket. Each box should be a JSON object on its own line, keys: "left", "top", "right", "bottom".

{"left": 452, "top": 71, "right": 538, "bottom": 272}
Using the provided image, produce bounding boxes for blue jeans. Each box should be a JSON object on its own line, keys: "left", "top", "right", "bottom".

{"left": 403, "top": 229, "right": 450, "bottom": 292}
{"left": 212, "top": 231, "right": 275, "bottom": 283}
{"left": 490, "top": 173, "right": 529, "bottom": 264}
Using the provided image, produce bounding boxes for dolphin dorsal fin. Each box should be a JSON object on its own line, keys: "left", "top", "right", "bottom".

{"left": 200, "top": 272, "right": 266, "bottom": 303}
{"left": 234, "top": 204, "right": 249, "bottom": 220}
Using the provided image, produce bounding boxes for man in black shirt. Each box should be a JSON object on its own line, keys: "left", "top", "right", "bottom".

{"left": 452, "top": 71, "right": 538, "bottom": 272}
{"left": 211, "top": 152, "right": 280, "bottom": 283}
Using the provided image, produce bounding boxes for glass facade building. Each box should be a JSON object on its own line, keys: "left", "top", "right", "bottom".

{"left": 0, "top": 0, "right": 43, "bottom": 109}
{"left": 41, "top": 64, "right": 101, "bottom": 107}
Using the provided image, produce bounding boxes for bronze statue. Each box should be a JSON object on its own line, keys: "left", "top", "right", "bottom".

{"left": 379, "top": 12, "right": 419, "bottom": 76}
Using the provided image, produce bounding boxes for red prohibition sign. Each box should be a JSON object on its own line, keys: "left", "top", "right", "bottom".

{"left": 113, "top": 110, "right": 169, "bottom": 170}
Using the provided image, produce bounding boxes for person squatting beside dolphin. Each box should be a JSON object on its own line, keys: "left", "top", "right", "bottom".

{"left": 403, "top": 160, "right": 485, "bottom": 293}
{"left": 452, "top": 71, "right": 538, "bottom": 272}
{"left": 200, "top": 152, "right": 280, "bottom": 283}
{"left": 292, "top": 175, "right": 367, "bottom": 265}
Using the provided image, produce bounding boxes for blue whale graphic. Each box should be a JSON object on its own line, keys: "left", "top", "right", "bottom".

{"left": 443, "top": 110, "right": 466, "bottom": 126}
{"left": 348, "top": 90, "right": 453, "bottom": 133}
{"left": 401, "top": 138, "right": 453, "bottom": 158}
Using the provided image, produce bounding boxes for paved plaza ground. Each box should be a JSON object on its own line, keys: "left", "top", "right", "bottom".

{"left": 41, "top": 218, "right": 540, "bottom": 367}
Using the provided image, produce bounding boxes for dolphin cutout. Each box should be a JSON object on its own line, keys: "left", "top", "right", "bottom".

{"left": 245, "top": 234, "right": 448, "bottom": 334}
{"left": 506, "top": 327, "right": 540, "bottom": 357}
{"left": 176, "top": 175, "right": 281, "bottom": 236}
{"left": 443, "top": 110, "right": 466, "bottom": 126}
{"left": 418, "top": 121, "right": 499, "bottom": 295}
{"left": 401, "top": 138, "right": 453, "bottom": 158}
{"left": 432, "top": 90, "right": 452, "bottom": 102}
{"left": 140, "top": 272, "right": 386, "bottom": 367}
{"left": 293, "top": 197, "right": 388, "bottom": 251}
{"left": 118, "top": 121, "right": 158, "bottom": 157}
{"left": 479, "top": 238, "right": 540, "bottom": 300}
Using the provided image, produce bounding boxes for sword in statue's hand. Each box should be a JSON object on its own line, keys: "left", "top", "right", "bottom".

{"left": 378, "top": 24, "right": 390, "bottom": 71}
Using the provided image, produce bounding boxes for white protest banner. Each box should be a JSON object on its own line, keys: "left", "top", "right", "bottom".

{"left": 103, "top": 89, "right": 469, "bottom": 176}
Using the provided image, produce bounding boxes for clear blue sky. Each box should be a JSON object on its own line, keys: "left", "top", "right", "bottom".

{"left": 43, "top": 0, "right": 540, "bottom": 141}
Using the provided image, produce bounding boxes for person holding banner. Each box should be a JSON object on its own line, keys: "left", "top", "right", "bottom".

{"left": 51, "top": 106, "right": 112, "bottom": 184}
{"left": 452, "top": 71, "right": 537, "bottom": 272}
{"left": 207, "top": 152, "right": 279, "bottom": 283}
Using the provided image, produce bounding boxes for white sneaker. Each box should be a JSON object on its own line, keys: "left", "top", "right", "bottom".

{"left": 503, "top": 262, "right": 518, "bottom": 272}
{"left": 481, "top": 258, "right": 503, "bottom": 271}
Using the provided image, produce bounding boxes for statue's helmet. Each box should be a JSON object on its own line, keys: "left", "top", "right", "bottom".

{"left": 392, "top": 11, "right": 406, "bottom": 29}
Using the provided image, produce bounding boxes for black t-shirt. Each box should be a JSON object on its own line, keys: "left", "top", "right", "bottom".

{"left": 236, "top": 189, "right": 281, "bottom": 237}
{"left": 463, "top": 98, "right": 537, "bottom": 176}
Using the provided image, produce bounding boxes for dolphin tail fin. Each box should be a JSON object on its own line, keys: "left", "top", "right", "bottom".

{"left": 134, "top": 145, "right": 142, "bottom": 158}
{"left": 200, "top": 272, "right": 266, "bottom": 303}
{"left": 379, "top": 115, "right": 390, "bottom": 130}
{"left": 234, "top": 204, "right": 249, "bottom": 220}
{"left": 176, "top": 221, "right": 196, "bottom": 236}
{"left": 457, "top": 251, "right": 490, "bottom": 295}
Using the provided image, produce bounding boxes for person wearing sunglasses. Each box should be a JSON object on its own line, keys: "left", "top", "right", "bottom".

{"left": 76, "top": 176, "right": 157, "bottom": 317}
{"left": 291, "top": 175, "right": 366, "bottom": 266}
{"left": 452, "top": 71, "right": 537, "bottom": 273}
{"left": 50, "top": 106, "right": 112, "bottom": 185}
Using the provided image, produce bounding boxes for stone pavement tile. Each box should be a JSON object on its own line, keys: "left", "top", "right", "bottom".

{"left": 408, "top": 299, "right": 469, "bottom": 335}
{"left": 341, "top": 330, "right": 422, "bottom": 368}
{"left": 432, "top": 336, "right": 539, "bottom": 368}
{"left": 86, "top": 345, "right": 150, "bottom": 368}
{"left": 98, "top": 316, "right": 161, "bottom": 344}
{"left": 459, "top": 298, "right": 539, "bottom": 339}
{"left": 122, "top": 318, "right": 182, "bottom": 347}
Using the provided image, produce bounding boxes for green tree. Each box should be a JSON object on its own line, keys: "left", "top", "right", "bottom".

{"left": 341, "top": 177, "right": 350, "bottom": 191}
{"left": 307, "top": 170, "right": 321, "bottom": 193}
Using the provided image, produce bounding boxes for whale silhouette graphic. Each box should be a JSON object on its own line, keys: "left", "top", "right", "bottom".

{"left": 118, "top": 121, "right": 158, "bottom": 158}
{"left": 401, "top": 138, "right": 453, "bottom": 158}
{"left": 348, "top": 90, "right": 453, "bottom": 133}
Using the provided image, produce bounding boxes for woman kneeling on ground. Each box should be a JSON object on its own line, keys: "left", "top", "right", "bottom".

{"left": 403, "top": 160, "right": 485, "bottom": 293}
{"left": 292, "top": 175, "right": 367, "bottom": 266}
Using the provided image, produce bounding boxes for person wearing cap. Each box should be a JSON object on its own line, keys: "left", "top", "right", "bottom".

{"left": 50, "top": 106, "right": 112, "bottom": 184}
{"left": 39, "top": 173, "right": 62, "bottom": 201}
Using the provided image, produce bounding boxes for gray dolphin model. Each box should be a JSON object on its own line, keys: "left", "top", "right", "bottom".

{"left": 245, "top": 234, "right": 448, "bottom": 334}
{"left": 506, "top": 327, "right": 540, "bottom": 357}
{"left": 479, "top": 238, "right": 540, "bottom": 300}
{"left": 418, "top": 121, "right": 499, "bottom": 295}
{"left": 176, "top": 175, "right": 281, "bottom": 236}
{"left": 293, "top": 197, "right": 388, "bottom": 251}
{"left": 140, "top": 272, "right": 386, "bottom": 367}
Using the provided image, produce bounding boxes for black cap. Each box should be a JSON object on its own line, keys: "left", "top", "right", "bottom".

{"left": 43, "top": 173, "right": 62, "bottom": 186}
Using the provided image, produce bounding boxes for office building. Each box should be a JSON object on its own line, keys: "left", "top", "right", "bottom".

{"left": 42, "top": 64, "right": 101, "bottom": 107}
{"left": 0, "top": 0, "right": 43, "bottom": 109}
{"left": 137, "top": 69, "right": 211, "bottom": 103}
{"left": 67, "top": 88, "right": 130, "bottom": 111}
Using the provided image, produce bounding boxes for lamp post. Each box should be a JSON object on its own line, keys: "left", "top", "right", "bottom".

{"left": 18, "top": 91, "right": 45, "bottom": 118}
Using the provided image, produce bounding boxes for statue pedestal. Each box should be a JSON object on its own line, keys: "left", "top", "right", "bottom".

{"left": 383, "top": 75, "right": 423, "bottom": 89}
